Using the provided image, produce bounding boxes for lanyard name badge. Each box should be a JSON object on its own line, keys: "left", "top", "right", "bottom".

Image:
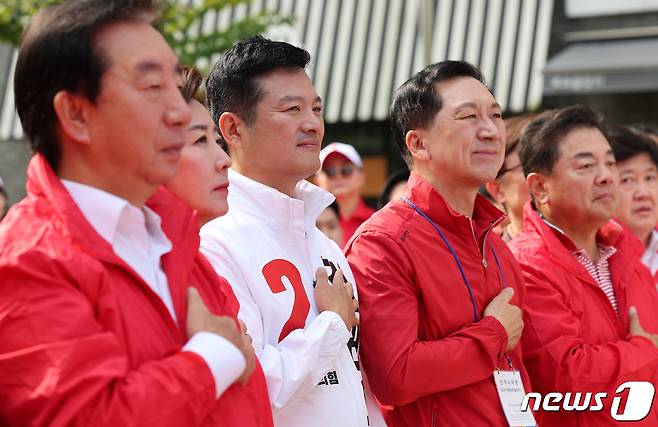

{"left": 402, "top": 197, "right": 537, "bottom": 427}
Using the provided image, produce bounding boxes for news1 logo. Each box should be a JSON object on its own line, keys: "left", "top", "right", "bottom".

{"left": 521, "top": 381, "right": 656, "bottom": 421}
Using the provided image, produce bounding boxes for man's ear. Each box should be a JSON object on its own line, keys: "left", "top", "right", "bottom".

{"left": 52, "top": 90, "right": 92, "bottom": 146}
{"left": 405, "top": 129, "right": 429, "bottom": 162}
{"left": 218, "top": 112, "right": 245, "bottom": 151}
{"left": 526, "top": 172, "right": 548, "bottom": 204}
{"left": 485, "top": 180, "right": 506, "bottom": 205}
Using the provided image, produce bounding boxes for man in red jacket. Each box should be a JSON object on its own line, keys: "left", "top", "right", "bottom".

{"left": 346, "top": 60, "right": 532, "bottom": 426}
{"left": 0, "top": 1, "right": 273, "bottom": 425}
{"left": 510, "top": 105, "right": 658, "bottom": 426}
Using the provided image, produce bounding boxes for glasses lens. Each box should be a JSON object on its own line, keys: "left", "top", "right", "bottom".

{"left": 324, "top": 167, "right": 337, "bottom": 177}
{"left": 340, "top": 165, "right": 355, "bottom": 177}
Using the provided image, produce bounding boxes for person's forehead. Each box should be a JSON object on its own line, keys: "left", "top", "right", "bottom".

{"left": 257, "top": 68, "right": 319, "bottom": 100}
{"left": 560, "top": 127, "right": 610, "bottom": 155}
{"left": 189, "top": 101, "right": 214, "bottom": 128}
{"left": 96, "top": 21, "right": 178, "bottom": 72}
{"left": 435, "top": 76, "right": 497, "bottom": 107}
{"left": 618, "top": 152, "right": 657, "bottom": 171}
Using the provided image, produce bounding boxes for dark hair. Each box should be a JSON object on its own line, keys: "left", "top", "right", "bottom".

{"left": 496, "top": 113, "right": 536, "bottom": 178}
{"left": 205, "top": 35, "right": 311, "bottom": 137}
{"left": 326, "top": 200, "right": 340, "bottom": 218}
{"left": 632, "top": 123, "right": 658, "bottom": 138}
{"left": 377, "top": 168, "right": 410, "bottom": 209}
{"left": 608, "top": 124, "right": 658, "bottom": 167}
{"left": 14, "top": 0, "right": 156, "bottom": 171}
{"left": 181, "top": 64, "right": 228, "bottom": 152}
{"left": 0, "top": 180, "right": 7, "bottom": 221}
{"left": 389, "top": 60, "right": 486, "bottom": 167}
{"left": 519, "top": 105, "right": 607, "bottom": 176}
{"left": 181, "top": 64, "right": 204, "bottom": 104}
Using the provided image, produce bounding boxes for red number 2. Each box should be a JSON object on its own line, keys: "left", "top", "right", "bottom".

{"left": 262, "top": 259, "right": 310, "bottom": 342}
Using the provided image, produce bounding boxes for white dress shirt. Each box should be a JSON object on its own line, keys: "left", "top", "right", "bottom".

{"left": 62, "top": 180, "right": 245, "bottom": 398}
{"left": 642, "top": 229, "right": 658, "bottom": 278}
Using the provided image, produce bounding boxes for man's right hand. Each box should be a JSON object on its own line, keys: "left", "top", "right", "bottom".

{"left": 314, "top": 268, "right": 359, "bottom": 331}
{"left": 483, "top": 287, "right": 524, "bottom": 351}
{"left": 629, "top": 306, "right": 658, "bottom": 348}
{"left": 186, "top": 287, "right": 255, "bottom": 383}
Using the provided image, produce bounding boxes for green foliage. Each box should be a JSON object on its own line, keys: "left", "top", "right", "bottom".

{"left": 0, "top": 0, "right": 61, "bottom": 46}
{"left": 158, "top": 0, "right": 292, "bottom": 67}
{"left": 0, "top": 0, "right": 292, "bottom": 67}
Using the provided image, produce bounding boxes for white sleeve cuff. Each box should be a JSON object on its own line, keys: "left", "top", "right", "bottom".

{"left": 183, "top": 331, "right": 246, "bottom": 398}
{"left": 315, "top": 311, "right": 352, "bottom": 348}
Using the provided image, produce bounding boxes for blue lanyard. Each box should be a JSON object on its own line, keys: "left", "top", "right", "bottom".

{"left": 401, "top": 197, "right": 507, "bottom": 322}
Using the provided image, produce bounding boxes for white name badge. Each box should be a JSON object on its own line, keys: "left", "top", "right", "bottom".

{"left": 493, "top": 370, "right": 537, "bottom": 427}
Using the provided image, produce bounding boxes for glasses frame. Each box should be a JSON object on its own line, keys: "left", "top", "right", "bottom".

{"left": 323, "top": 164, "right": 357, "bottom": 178}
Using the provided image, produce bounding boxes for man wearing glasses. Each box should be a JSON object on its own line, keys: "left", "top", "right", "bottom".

{"left": 317, "top": 142, "right": 374, "bottom": 247}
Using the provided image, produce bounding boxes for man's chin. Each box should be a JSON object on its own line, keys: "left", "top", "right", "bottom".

{"left": 590, "top": 211, "right": 614, "bottom": 226}
{"left": 147, "top": 166, "right": 179, "bottom": 188}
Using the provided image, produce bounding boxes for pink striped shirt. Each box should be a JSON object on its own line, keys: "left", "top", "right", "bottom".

{"left": 539, "top": 213, "right": 619, "bottom": 316}
{"left": 572, "top": 245, "right": 618, "bottom": 315}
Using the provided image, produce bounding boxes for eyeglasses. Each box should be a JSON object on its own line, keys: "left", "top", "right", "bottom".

{"left": 323, "top": 165, "right": 356, "bottom": 178}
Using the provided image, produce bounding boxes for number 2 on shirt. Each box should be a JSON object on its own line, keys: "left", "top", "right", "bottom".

{"left": 262, "top": 259, "right": 310, "bottom": 342}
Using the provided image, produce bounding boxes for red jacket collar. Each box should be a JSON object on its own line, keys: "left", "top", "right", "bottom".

{"left": 25, "top": 155, "right": 198, "bottom": 263}
{"left": 521, "top": 201, "right": 623, "bottom": 252}
{"left": 520, "top": 201, "right": 638, "bottom": 287}
{"left": 404, "top": 172, "right": 506, "bottom": 239}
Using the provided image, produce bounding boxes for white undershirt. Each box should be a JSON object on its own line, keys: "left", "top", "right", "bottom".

{"left": 62, "top": 180, "right": 245, "bottom": 398}
{"left": 642, "top": 229, "right": 658, "bottom": 277}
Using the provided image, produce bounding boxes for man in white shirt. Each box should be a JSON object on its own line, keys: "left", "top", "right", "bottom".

{"left": 201, "top": 36, "right": 382, "bottom": 426}
{"left": 0, "top": 1, "right": 273, "bottom": 425}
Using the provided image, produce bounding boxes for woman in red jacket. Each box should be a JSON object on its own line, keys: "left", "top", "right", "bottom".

{"left": 162, "top": 65, "right": 275, "bottom": 425}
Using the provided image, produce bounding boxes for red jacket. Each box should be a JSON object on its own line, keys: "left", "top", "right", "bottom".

{"left": 0, "top": 155, "right": 273, "bottom": 427}
{"left": 340, "top": 197, "right": 375, "bottom": 247}
{"left": 509, "top": 202, "right": 658, "bottom": 426}
{"left": 345, "top": 173, "right": 531, "bottom": 427}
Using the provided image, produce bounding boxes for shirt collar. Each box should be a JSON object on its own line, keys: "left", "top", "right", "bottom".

{"left": 643, "top": 229, "right": 658, "bottom": 257}
{"left": 227, "top": 169, "right": 335, "bottom": 228}
{"left": 531, "top": 202, "right": 623, "bottom": 251}
{"left": 61, "top": 179, "right": 172, "bottom": 252}
{"left": 646, "top": 229, "right": 658, "bottom": 253}
{"left": 61, "top": 179, "right": 128, "bottom": 244}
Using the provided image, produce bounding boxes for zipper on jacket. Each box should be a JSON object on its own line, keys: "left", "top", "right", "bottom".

{"left": 468, "top": 218, "right": 487, "bottom": 268}
{"left": 476, "top": 216, "right": 507, "bottom": 269}
{"left": 431, "top": 401, "right": 437, "bottom": 427}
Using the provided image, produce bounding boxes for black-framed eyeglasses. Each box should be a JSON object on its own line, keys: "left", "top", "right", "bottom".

{"left": 324, "top": 165, "right": 356, "bottom": 178}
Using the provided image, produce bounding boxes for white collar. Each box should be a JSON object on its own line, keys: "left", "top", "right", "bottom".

{"left": 643, "top": 229, "right": 658, "bottom": 258}
{"left": 61, "top": 180, "right": 129, "bottom": 244}
{"left": 227, "top": 169, "right": 335, "bottom": 228}
{"left": 61, "top": 179, "right": 171, "bottom": 251}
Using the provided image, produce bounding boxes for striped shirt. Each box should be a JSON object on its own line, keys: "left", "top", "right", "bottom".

{"left": 572, "top": 245, "right": 618, "bottom": 315}
{"left": 539, "top": 213, "right": 619, "bottom": 316}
